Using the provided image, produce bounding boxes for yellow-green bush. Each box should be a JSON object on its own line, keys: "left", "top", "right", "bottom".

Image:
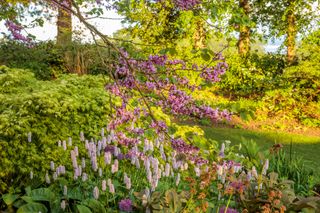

{"left": 0, "top": 66, "right": 111, "bottom": 192}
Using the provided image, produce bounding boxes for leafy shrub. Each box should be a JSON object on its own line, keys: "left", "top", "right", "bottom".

{"left": 269, "top": 148, "right": 315, "bottom": 195}
{"left": 0, "top": 41, "right": 66, "bottom": 80}
{"left": 0, "top": 66, "right": 112, "bottom": 193}
{"left": 60, "top": 42, "right": 118, "bottom": 76}
{"left": 0, "top": 41, "right": 119, "bottom": 80}
{"left": 218, "top": 54, "right": 285, "bottom": 98}
{"left": 214, "top": 47, "right": 320, "bottom": 128}
{"left": 240, "top": 139, "right": 316, "bottom": 195}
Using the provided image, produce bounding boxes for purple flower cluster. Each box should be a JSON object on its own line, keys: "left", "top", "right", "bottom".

{"left": 166, "top": 87, "right": 193, "bottom": 115}
{"left": 148, "top": 55, "right": 167, "bottom": 66}
{"left": 200, "top": 62, "right": 228, "bottom": 82}
{"left": 229, "top": 180, "right": 246, "bottom": 193}
{"left": 161, "top": 87, "right": 231, "bottom": 122}
{"left": 108, "top": 106, "right": 134, "bottom": 130}
{"left": 150, "top": 120, "right": 168, "bottom": 133}
{"left": 117, "top": 132, "right": 139, "bottom": 146}
{"left": 219, "top": 206, "right": 239, "bottom": 213}
{"left": 119, "top": 199, "right": 132, "bottom": 212}
{"left": 174, "top": 0, "right": 201, "bottom": 10}
{"left": 5, "top": 20, "right": 31, "bottom": 42}
{"left": 105, "top": 83, "right": 121, "bottom": 96}
{"left": 171, "top": 138, "right": 199, "bottom": 154}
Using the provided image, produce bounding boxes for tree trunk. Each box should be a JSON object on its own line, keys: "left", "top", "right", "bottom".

{"left": 238, "top": 0, "right": 250, "bottom": 56}
{"left": 286, "top": 9, "right": 296, "bottom": 64}
{"left": 56, "top": 0, "right": 72, "bottom": 46}
{"left": 194, "top": 18, "right": 206, "bottom": 49}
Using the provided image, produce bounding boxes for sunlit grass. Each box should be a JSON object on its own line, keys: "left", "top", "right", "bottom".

{"left": 201, "top": 126, "right": 320, "bottom": 171}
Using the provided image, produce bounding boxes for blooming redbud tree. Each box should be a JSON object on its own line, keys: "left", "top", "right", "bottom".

{"left": 2, "top": 1, "right": 272, "bottom": 212}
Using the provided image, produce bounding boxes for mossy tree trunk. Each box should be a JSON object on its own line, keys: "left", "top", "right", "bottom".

{"left": 56, "top": 0, "right": 72, "bottom": 46}
{"left": 194, "top": 18, "right": 206, "bottom": 49}
{"left": 286, "top": 6, "right": 296, "bottom": 64}
{"left": 238, "top": 0, "right": 250, "bottom": 56}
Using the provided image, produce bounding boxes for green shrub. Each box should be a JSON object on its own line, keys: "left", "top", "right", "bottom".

{"left": 0, "top": 66, "right": 112, "bottom": 193}
{"left": 0, "top": 41, "right": 119, "bottom": 80}
{"left": 218, "top": 54, "right": 285, "bottom": 98}
{"left": 240, "top": 139, "right": 316, "bottom": 196}
{"left": 0, "top": 41, "right": 66, "bottom": 80}
{"left": 269, "top": 148, "right": 316, "bottom": 196}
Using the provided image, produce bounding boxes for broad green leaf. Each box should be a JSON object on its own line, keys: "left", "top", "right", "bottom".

{"left": 82, "top": 199, "right": 106, "bottom": 213}
{"left": 77, "top": 205, "right": 92, "bottom": 213}
{"left": 21, "top": 196, "right": 33, "bottom": 203}
{"left": 17, "top": 202, "right": 48, "bottom": 213}
{"left": 301, "top": 208, "right": 316, "bottom": 213}
{"left": 68, "top": 187, "right": 83, "bottom": 200}
{"left": 30, "top": 188, "right": 55, "bottom": 202}
{"left": 2, "top": 193, "right": 19, "bottom": 205}
{"left": 13, "top": 199, "right": 26, "bottom": 208}
{"left": 201, "top": 52, "right": 211, "bottom": 61}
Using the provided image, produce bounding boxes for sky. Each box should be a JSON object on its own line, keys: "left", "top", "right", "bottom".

{"left": 1, "top": 9, "right": 124, "bottom": 41}
{"left": 1, "top": 13, "right": 282, "bottom": 53}
{"left": 4, "top": 3, "right": 314, "bottom": 53}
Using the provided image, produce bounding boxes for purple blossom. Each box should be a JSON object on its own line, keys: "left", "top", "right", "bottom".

{"left": 200, "top": 62, "right": 228, "bottom": 82}
{"left": 174, "top": 0, "right": 201, "bottom": 10}
{"left": 102, "top": 180, "right": 107, "bottom": 191}
{"left": 117, "top": 132, "right": 139, "bottom": 146}
{"left": 93, "top": 186, "right": 99, "bottom": 199}
{"left": 171, "top": 138, "right": 199, "bottom": 154}
{"left": 148, "top": 55, "right": 167, "bottom": 66}
{"left": 119, "top": 199, "right": 132, "bottom": 212}
{"left": 219, "top": 143, "right": 225, "bottom": 157}
{"left": 5, "top": 20, "right": 31, "bottom": 42}
{"left": 229, "top": 181, "right": 246, "bottom": 192}
{"left": 150, "top": 120, "right": 168, "bottom": 133}
{"left": 219, "top": 206, "right": 239, "bottom": 213}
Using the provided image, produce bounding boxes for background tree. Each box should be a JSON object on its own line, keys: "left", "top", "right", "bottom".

{"left": 255, "top": 0, "right": 319, "bottom": 64}
{"left": 116, "top": 0, "right": 209, "bottom": 54}
{"left": 56, "top": 0, "right": 72, "bottom": 46}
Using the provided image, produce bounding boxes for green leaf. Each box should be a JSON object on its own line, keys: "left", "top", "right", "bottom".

{"left": 13, "top": 199, "right": 26, "bottom": 209}
{"left": 68, "top": 187, "right": 83, "bottom": 200}
{"left": 201, "top": 52, "right": 211, "bottom": 61}
{"left": 30, "top": 188, "right": 55, "bottom": 202}
{"left": 2, "top": 194, "right": 20, "bottom": 205}
{"left": 21, "top": 196, "right": 34, "bottom": 203}
{"left": 301, "top": 208, "right": 316, "bottom": 213}
{"left": 17, "top": 203, "right": 48, "bottom": 213}
{"left": 82, "top": 199, "right": 106, "bottom": 213}
{"left": 77, "top": 205, "right": 93, "bottom": 213}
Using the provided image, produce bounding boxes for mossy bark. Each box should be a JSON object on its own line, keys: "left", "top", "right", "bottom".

{"left": 238, "top": 0, "right": 250, "bottom": 56}
{"left": 286, "top": 8, "right": 296, "bottom": 64}
{"left": 56, "top": 0, "right": 72, "bottom": 46}
{"left": 194, "top": 18, "right": 206, "bottom": 49}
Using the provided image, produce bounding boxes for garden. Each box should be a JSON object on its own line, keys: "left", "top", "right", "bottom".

{"left": 0, "top": 0, "right": 320, "bottom": 212}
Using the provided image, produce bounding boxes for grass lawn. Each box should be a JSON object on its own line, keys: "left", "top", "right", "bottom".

{"left": 200, "top": 126, "right": 320, "bottom": 171}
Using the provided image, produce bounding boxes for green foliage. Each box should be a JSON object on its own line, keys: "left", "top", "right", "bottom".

{"left": 0, "top": 66, "right": 111, "bottom": 193}
{"left": 256, "top": 0, "right": 318, "bottom": 38}
{"left": 218, "top": 54, "right": 285, "bottom": 97}
{"left": 134, "top": 189, "right": 190, "bottom": 212}
{"left": 269, "top": 148, "right": 315, "bottom": 195}
{"left": 239, "top": 139, "right": 316, "bottom": 195}
{"left": 2, "top": 186, "right": 108, "bottom": 213}
{"left": 0, "top": 41, "right": 66, "bottom": 80}
{"left": 0, "top": 41, "right": 119, "bottom": 80}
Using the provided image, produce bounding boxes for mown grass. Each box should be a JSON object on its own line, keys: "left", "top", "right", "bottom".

{"left": 201, "top": 126, "right": 320, "bottom": 171}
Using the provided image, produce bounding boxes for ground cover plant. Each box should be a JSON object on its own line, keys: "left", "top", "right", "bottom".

{"left": 0, "top": 0, "right": 320, "bottom": 212}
